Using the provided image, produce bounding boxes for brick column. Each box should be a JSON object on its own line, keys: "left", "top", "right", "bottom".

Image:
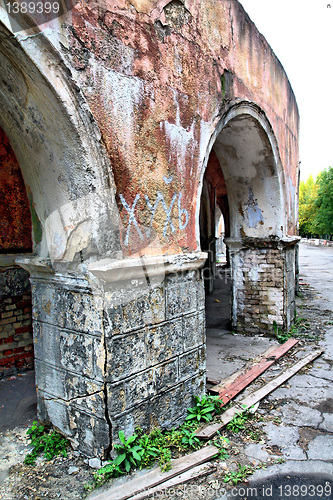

{"left": 0, "top": 257, "right": 33, "bottom": 377}
{"left": 225, "top": 237, "right": 300, "bottom": 334}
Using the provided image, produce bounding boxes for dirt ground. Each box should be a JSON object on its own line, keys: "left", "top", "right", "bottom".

{"left": 0, "top": 282, "right": 331, "bottom": 500}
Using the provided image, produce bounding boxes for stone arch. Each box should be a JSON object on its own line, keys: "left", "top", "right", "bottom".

{"left": 198, "top": 102, "right": 298, "bottom": 333}
{"left": 0, "top": 19, "right": 119, "bottom": 267}
{"left": 197, "top": 102, "right": 287, "bottom": 244}
{"left": 0, "top": 19, "right": 120, "bottom": 456}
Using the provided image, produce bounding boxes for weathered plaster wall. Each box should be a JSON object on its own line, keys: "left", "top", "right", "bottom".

{"left": 62, "top": 0, "right": 299, "bottom": 254}
{"left": 0, "top": 0, "right": 299, "bottom": 260}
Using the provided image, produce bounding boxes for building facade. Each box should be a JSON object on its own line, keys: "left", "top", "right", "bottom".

{"left": 0, "top": 0, "right": 299, "bottom": 457}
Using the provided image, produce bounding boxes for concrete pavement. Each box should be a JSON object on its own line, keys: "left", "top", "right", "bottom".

{"left": 215, "top": 242, "right": 333, "bottom": 499}
{"left": 0, "top": 242, "right": 332, "bottom": 499}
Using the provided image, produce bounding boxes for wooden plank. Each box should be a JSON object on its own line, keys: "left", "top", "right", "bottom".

{"left": 91, "top": 446, "right": 218, "bottom": 500}
{"left": 210, "top": 339, "right": 299, "bottom": 404}
{"left": 196, "top": 349, "right": 323, "bottom": 440}
{"left": 129, "top": 463, "right": 216, "bottom": 500}
{"left": 209, "top": 344, "right": 278, "bottom": 394}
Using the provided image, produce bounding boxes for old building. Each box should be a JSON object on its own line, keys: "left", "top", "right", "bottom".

{"left": 0, "top": 0, "right": 299, "bottom": 457}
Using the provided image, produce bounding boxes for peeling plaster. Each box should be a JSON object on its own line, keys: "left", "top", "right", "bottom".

{"left": 244, "top": 188, "right": 264, "bottom": 228}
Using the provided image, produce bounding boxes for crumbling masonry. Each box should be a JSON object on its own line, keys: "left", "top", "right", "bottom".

{"left": 0, "top": 0, "right": 299, "bottom": 457}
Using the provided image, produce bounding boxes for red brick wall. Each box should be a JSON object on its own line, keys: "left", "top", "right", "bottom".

{"left": 0, "top": 290, "right": 33, "bottom": 376}
{"left": 0, "top": 127, "right": 32, "bottom": 252}
{"left": 0, "top": 128, "right": 33, "bottom": 377}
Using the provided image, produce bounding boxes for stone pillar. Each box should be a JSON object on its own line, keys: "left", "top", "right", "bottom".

{"left": 18, "top": 252, "right": 207, "bottom": 458}
{"left": 17, "top": 257, "right": 109, "bottom": 459}
{"left": 89, "top": 252, "right": 207, "bottom": 445}
{"left": 225, "top": 237, "right": 300, "bottom": 334}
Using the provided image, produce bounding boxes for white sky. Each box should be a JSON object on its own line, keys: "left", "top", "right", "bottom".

{"left": 239, "top": 0, "right": 333, "bottom": 181}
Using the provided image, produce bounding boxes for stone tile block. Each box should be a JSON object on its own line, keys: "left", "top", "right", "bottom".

{"left": 32, "top": 282, "right": 103, "bottom": 335}
{"left": 107, "top": 368, "right": 155, "bottom": 414}
{"left": 179, "top": 348, "right": 200, "bottom": 380}
{"left": 121, "top": 286, "right": 165, "bottom": 333}
{"left": 35, "top": 361, "right": 104, "bottom": 414}
{"left": 34, "top": 322, "right": 104, "bottom": 381}
{"left": 106, "top": 329, "right": 147, "bottom": 381}
{"left": 103, "top": 292, "right": 123, "bottom": 336}
{"left": 146, "top": 320, "right": 182, "bottom": 366}
{"left": 166, "top": 281, "right": 197, "bottom": 319}
{"left": 154, "top": 358, "right": 178, "bottom": 392}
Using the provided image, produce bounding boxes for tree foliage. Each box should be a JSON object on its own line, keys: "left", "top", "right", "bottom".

{"left": 315, "top": 167, "right": 333, "bottom": 235}
{"left": 299, "top": 167, "right": 333, "bottom": 238}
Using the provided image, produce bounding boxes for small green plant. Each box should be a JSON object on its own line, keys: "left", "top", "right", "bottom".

{"left": 212, "top": 431, "right": 230, "bottom": 459}
{"left": 24, "top": 421, "right": 69, "bottom": 465}
{"left": 180, "top": 428, "right": 201, "bottom": 449}
{"left": 273, "top": 321, "right": 290, "bottom": 344}
{"left": 113, "top": 431, "right": 143, "bottom": 473}
{"left": 226, "top": 406, "right": 251, "bottom": 433}
{"left": 186, "top": 395, "right": 216, "bottom": 423}
{"left": 223, "top": 463, "right": 253, "bottom": 485}
{"left": 273, "top": 312, "right": 312, "bottom": 344}
{"left": 137, "top": 434, "right": 160, "bottom": 466}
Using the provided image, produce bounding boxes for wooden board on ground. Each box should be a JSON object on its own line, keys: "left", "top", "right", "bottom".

{"left": 129, "top": 463, "right": 217, "bottom": 499}
{"left": 210, "top": 339, "right": 299, "bottom": 406}
{"left": 91, "top": 446, "right": 218, "bottom": 500}
{"left": 196, "top": 349, "right": 324, "bottom": 440}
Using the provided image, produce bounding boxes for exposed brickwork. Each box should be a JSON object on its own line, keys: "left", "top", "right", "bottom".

{"left": 0, "top": 128, "right": 32, "bottom": 252}
{"left": 228, "top": 239, "right": 298, "bottom": 334}
{"left": 0, "top": 268, "right": 33, "bottom": 377}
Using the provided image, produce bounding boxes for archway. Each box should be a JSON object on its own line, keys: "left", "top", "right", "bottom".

{"left": 199, "top": 103, "right": 297, "bottom": 336}
{"left": 0, "top": 18, "right": 119, "bottom": 457}
{"left": 0, "top": 127, "right": 33, "bottom": 376}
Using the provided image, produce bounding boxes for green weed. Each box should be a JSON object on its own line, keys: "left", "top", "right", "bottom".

{"left": 223, "top": 463, "right": 253, "bottom": 485}
{"left": 113, "top": 431, "right": 143, "bottom": 473}
{"left": 186, "top": 395, "right": 220, "bottom": 423}
{"left": 180, "top": 428, "right": 201, "bottom": 449}
{"left": 24, "top": 421, "right": 69, "bottom": 465}
{"left": 273, "top": 313, "right": 311, "bottom": 344}
{"left": 226, "top": 406, "right": 251, "bottom": 433}
{"left": 211, "top": 431, "right": 230, "bottom": 460}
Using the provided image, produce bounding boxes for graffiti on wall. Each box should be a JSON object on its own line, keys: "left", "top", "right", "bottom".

{"left": 120, "top": 176, "right": 189, "bottom": 247}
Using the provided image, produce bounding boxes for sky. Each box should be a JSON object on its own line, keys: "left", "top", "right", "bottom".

{"left": 239, "top": 0, "right": 333, "bottom": 181}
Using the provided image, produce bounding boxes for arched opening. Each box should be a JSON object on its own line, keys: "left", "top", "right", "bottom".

{"left": 199, "top": 105, "right": 297, "bottom": 353}
{"left": 199, "top": 149, "right": 231, "bottom": 332}
{"left": 0, "top": 127, "right": 34, "bottom": 377}
{"left": 0, "top": 18, "right": 119, "bottom": 457}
